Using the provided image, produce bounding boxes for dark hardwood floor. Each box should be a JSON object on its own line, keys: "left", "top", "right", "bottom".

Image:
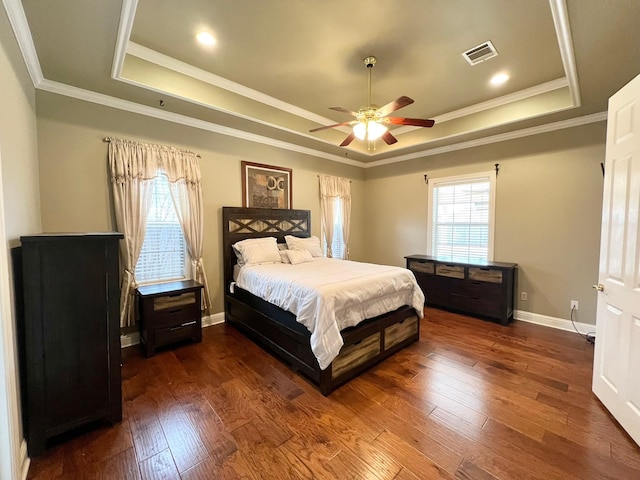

{"left": 27, "top": 308, "right": 640, "bottom": 479}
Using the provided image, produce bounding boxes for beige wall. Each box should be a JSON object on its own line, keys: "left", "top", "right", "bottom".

{"left": 0, "top": 5, "right": 41, "bottom": 477}
{"left": 363, "top": 123, "right": 606, "bottom": 324}
{"left": 35, "top": 91, "right": 366, "bottom": 313}
{"left": 35, "top": 90, "right": 607, "bottom": 325}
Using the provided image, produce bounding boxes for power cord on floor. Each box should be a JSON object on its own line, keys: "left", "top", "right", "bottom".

{"left": 570, "top": 305, "right": 595, "bottom": 344}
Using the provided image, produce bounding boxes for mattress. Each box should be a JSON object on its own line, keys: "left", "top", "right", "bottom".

{"left": 235, "top": 258, "right": 424, "bottom": 369}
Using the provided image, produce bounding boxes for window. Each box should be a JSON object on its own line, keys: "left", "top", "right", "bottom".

{"left": 135, "top": 173, "right": 187, "bottom": 283}
{"left": 427, "top": 171, "right": 496, "bottom": 263}
{"left": 325, "top": 198, "right": 345, "bottom": 259}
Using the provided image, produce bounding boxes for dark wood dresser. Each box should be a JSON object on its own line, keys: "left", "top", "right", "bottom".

{"left": 16, "top": 233, "right": 123, "bottom": 456}
{"left": 136, "top": 280, "right": 203, "bottom": 357}
{"left": 406, "top": 255, "right": 517, "bottom": 325}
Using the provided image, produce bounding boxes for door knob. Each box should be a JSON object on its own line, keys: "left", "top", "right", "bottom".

{"left": 592, "top": 283, "right": 604, "bottom": 292}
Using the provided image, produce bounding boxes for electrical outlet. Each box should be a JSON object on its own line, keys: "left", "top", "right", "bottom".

{"left": 520, "top": 292, "right": 528, "bottom": 301}
{"left": 571, "top": 300, "right": 579, "bottom": 310}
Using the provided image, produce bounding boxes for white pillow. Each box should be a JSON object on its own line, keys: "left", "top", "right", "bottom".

{"left": 279, "top": 250, "right": 291, "bottom": 264}
{"left": 233, "top": 237, "right": 281, "bottom": 265}
{"left": 284, "top": 235, "right": 324, "bottom": 257}
{"left": 283, "top": 249, "right": 315, "bottom": 265}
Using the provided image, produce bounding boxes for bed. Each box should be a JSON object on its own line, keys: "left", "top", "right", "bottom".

{"left": 222, "top": 206, "right": 424, "bottom": 395}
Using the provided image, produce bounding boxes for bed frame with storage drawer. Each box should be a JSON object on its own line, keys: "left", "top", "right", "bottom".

{"left": 223, "top": 207, "right": 420, "bottom": 395}
{"left": 406, "top": 254, "right": 517, "bottom": 325}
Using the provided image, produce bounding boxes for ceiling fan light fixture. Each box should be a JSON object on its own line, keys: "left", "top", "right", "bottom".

{"left": 353, "top": 121, "right": 387, "bottom": 141}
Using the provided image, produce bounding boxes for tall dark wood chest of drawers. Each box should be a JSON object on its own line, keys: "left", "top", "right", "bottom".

{"left": 136, "top": 280, "right": 203, "bottom": 357}
{"left": 15, "top": 233, "right": 123, "bottom": 456}
{"left": 406, "top": 255, "right": 517, "bottom": 325}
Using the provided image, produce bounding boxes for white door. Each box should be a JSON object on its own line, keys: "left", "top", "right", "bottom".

{"left": 593, "top": 73, "right": 640, "bottom": 446}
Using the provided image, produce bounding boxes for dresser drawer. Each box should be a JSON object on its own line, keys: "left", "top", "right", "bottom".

{"left": 468, "top": 267, "right": 503, "bottom": 283}
{"left": 408, "top": 259, "right": 435, "bottom": 274}
{"left": 152, "top": 302, "right": 200, "bottom": 328}
{"left": 436, "top": 264, "right": 465, "bottom": 279}
{"left": 466, "top": 280, "right": 502, "bottom": 299}
{"left": 154, "top": 292, "right": 197, "bottom": 310}
{"left": 155, "top": 321, "right": 199, "bottom": 348}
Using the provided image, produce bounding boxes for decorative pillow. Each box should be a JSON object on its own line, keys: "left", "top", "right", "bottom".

{"left": 279, "top": 250, "right": 291, "bottom": 264}
{"left": 284, "top": 235, "right": 324, "bottom": 257}
{"left": 232, "top": 237, "right": 281, "bottom": 265}
{"left": 283, "top": 249, "right": 315, "bottom": 265}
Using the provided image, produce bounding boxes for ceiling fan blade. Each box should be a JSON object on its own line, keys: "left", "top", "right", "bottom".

{"left": 377, "top": 96, "right": 414, "bottom": 116}
{"left": 329, "top": 106, "right": 357, "bottom": 116}
{"left": 309, "top": 121, "right": 354, "bottom": 133}
{"left": 381, "top": 131, "right": 398, "bottom": 145}
{"left": 340, "top": 133, "right": 355, "bottom": 147}
{"left": 385, "top": 117, "right": 435, "bottom": 127}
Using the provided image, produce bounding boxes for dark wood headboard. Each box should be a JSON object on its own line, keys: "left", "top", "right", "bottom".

{"left": 222, "top": 207, "right": 311, "bottom": 292}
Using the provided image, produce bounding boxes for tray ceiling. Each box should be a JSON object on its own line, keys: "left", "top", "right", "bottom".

{"left": 9, "top": 0, "right": 640, "bottom": 167}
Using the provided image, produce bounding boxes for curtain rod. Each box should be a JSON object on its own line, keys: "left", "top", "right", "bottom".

{"left": 103, "top": 137, "right": 201, "bottom": 158}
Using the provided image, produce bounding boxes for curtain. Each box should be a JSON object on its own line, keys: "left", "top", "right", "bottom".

{"left": 164, "top": 153, "right": 213, "bottom": 314}
{"left": 108, "top": 139, "right": 157, "bottom": 327}
{"left": 318, "top": 175, "right": 351, "bottom": 259}
{"left": 109, "top": 139, "right": 212, "bottom": 326}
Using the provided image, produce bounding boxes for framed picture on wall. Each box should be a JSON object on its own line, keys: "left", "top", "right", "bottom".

{"left": 241, "top": 161, "right": 292, "bottom": 209}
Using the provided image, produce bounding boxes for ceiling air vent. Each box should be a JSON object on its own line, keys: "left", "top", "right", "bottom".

{"left": 462, "top": 41, "right": 498, "bottom": 65}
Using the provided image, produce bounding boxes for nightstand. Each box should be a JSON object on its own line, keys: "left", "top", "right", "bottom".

{"left": 136, "top": 280, "right": 203, "bottom": 357}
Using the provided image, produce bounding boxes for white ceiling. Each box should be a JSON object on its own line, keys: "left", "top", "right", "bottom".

{"left": 7, "top": 0, "right": 640, "bottom": 167}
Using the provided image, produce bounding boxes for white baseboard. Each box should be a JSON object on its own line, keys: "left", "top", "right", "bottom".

{"left": 120, "top": 311, "right": 225, "bottom": 348}
{"left": 515, "top": 309, "right": 596, "bottom": 336}
{"left": 202, "top": 311, "right": 225, "bottom": 327}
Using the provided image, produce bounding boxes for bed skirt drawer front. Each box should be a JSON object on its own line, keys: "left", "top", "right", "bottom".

{"left": 384, "top": 315, "right": 419, "bottom": 350}
{"left": 332, "top": 332, "right": 381, "bottom": 380}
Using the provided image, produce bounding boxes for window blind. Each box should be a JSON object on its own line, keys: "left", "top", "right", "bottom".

{"left": 431, "top": 178, "right": 490, "bottom": 263}
{"left": 325, "top": 199, "right": 345, "bottom": 259}
{"left": 135, "top": 173, "right": 187, "bottom": 283}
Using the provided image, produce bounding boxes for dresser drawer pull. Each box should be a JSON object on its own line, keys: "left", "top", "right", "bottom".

{"left": 169, "top": 321, "right": 196, "bottom": 331}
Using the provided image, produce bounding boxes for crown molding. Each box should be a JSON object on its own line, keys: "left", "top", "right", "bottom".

{"left": 550, "top": 0, "right": 581, "bottom": 107}
{"left": 111, "top": 0, "right": 138, "bottom": 79}
{"left": 36, "top": 78, "right": 365, "bottom": 167}
{"left": 126, "top": 41, "right": 346, "bottom": 132}
{"left": 393, "top": 77, "right": 569, "bottom": 135}
{"left": 2, "top": 0, "right": 43, "bottom": 87}
{"left": 363, "top": 111, "right": 606, "bottom": 168}
{"left": 5, "top": 0, "right": 599, "bottom": 170}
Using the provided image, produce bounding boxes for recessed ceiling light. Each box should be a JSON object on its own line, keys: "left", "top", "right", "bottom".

{"left": 490, "top": 73, "right": 509, "bottom": 86}
{"left": 196, "top": 31, "right": 216, "bottom": 46}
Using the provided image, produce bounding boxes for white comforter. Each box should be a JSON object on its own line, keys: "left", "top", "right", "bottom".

{"left": 235, "top": 258, "right": 424, "bottom": 370}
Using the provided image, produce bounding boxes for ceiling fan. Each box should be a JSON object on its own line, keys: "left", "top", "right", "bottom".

{"left": 309, "top": 56, "right": 435, "bottom": 147}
